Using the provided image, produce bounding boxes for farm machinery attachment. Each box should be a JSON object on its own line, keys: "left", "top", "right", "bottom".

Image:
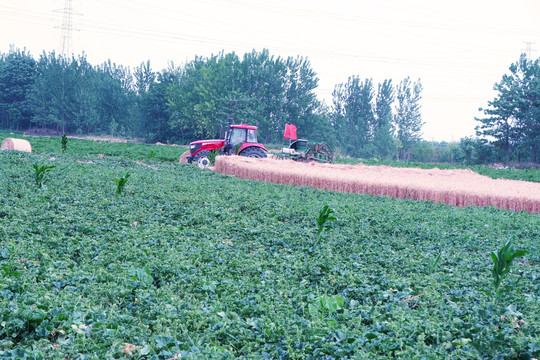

{"left": 275, "top": 124, "right": 334, "bottom": 163}
{"left": 184, "top": 119, "right": 267, "bottom": 168}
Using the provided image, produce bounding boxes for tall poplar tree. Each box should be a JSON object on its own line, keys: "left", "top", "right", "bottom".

{"left": 0, "top": 49, "right": 36, "bottom": 129}
{"left": 332, "top": 76, "right": 375, "bottom": 157}
{"left": 240, "top": 49, "right": 287, "bottom": 142}
{"left": 394, "top": 77, "right": 423, "bottom": 160}
{"left": 374, "top": 79, "right": 395, "bottom": 158}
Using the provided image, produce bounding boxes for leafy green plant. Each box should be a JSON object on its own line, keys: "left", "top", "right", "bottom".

{"left": 316, "top": 204, "right": 336, "bottom": 238}
{"left": 61, "top": 134, "right": 68, "bottom": 153}
{"left": 149, "top": 150, "right": 156, "bottom": 158}
{"left": 430, "top": 252, "right": 442, "bottom": 273}
{"left": 207, "top": 149, "right": 219, "bottom": 166}
{"left": 308, "top": 294, "right": 344, "bottom": 323}
{"left": 235, "top": 144, "right": 242, "bottom": 155}
{"left": 491, "top": 240, "right": 529, "bottom": 298}
{"left": 115, "top": 171, "right": 130, "bottom": 194}
{"left": 1, "top": 246, "right": 20, "bottom": 278}
{"left": 129, "top": 266, "right": 153, "bottom": 286}
{"left": 33, "top": 163, "right": 55, "bottom": 188}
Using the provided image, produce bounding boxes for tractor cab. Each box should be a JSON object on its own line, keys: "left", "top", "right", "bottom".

{"left": 224, "top": 124, "right": 260, "bottom": 155}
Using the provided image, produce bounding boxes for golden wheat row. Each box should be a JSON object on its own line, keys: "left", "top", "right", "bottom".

{"left": 214, "top": 156, "right": 540, "bottom": 213}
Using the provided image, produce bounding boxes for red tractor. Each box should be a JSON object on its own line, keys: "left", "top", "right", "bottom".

{"left": 186, "top": 119, "right": 268, "bottom": 167}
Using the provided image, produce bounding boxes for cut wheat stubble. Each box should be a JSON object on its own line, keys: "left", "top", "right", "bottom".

{"left": 214, "top": 156, "right": 540, "bottom": 213}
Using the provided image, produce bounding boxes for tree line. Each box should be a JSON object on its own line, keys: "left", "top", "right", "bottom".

{"left": 0, "top": 48, "right": 423, "bottom": 159}
{"left": 0, "top": 47, "right": 538, "bottom": 163}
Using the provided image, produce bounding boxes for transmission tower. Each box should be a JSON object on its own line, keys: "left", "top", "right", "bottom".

{"left": 522, "top": 41, "right": 537, "bottom": 58}
{"left": 55, "top": 0, "right": 78, "bottom": 57}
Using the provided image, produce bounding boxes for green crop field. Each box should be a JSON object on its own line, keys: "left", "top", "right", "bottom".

{"left": 0, "top": 135, "right": 539, "bottom": 359}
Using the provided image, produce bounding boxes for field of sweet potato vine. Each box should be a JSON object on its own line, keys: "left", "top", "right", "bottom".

{"left": 0, "top": 135, "right": 539, "bottom": 359}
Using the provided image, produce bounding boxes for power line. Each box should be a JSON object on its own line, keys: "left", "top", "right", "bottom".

{"left": 0, "top": 2, "right": 535, "bottom": 75}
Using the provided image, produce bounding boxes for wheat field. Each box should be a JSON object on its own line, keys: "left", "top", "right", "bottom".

{"left": 214, "top": 156, "right": 540, "bottom": 213}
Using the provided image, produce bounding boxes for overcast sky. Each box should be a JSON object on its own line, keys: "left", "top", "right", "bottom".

{"left": 1, "top": 0, "right": 539, "bottom": 141}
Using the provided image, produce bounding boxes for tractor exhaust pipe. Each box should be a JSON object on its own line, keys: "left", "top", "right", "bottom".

{"left": 220, "top": 118, "right": 233, "bottom": 140}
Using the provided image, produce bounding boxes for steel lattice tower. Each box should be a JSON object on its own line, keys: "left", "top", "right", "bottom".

{"left": 522, "top": 42, "right": 536, "bottom": 59}
{"left": 57, "top": 0, "right": 74, "bottom": 57}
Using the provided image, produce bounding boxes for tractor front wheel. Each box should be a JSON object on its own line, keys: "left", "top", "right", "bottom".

{"left": 194, "top": 150, "right": 210, "bottom": 168}
{"left": 239, "top": 147, "right": 267, "bottom": 158}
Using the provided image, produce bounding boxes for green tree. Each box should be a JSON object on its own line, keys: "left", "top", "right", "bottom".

{"left": 96, "top": 60, "right": 136, "bottom": 136}
{"left": 30, "top": 53, "right": 99, "bottom": 134}
{"left": 70, "top": 56, "right": 99, "bottom": 134}
{"left": 216, "top": 91, "right": 259, "bottom": 128}
{"left": 210, "top": 52, "right": 257, "bottom": 128}
{"left": 459, "top": 136, "right": 495, "bottom": 164}
{"left": 168, "top": 50, "right": 322, "bottom": 144}
{"left": 29, "top": 52, "right": 135, "bottom": 136}
{"left": 394, "top": 77, "right": 423, "bottom": 160}
{"left": 282, "top": 56, "right": 320, "bottom": 142}
{"left": 476, "top": 54, "right": 540, "bottom": 164}
{"left": 30, "top": 52, "right": 72, "bottom": 133}
{"left": 0, "top": 49, "right": 37, "bottom": 130}
{"left": 373, "top": 79, "right": 395, "bottom": 158}
{"left": 476, "top": 72, "right": 517, "bottom": 164}
{"left": 167, "top": 55, "right": 222, "bottom": 141}
{"left": 239, "top": 49, "right": 287, "bottom": 143}
{"left": 134, "top": 60, "right": 155, "bottom": 96}
{"left": 307, "top": 104, "right": 337, "bottom": 149}
{"left": 459, "top": 136, "right": 476, "bottom": 165}
{"left": 140, "top": 70, "right": 178, "bottom": 143}
{"left": 332, "top": 76, "right": 375, "bottom": 157}
{"left": 512, "top": 55, "right": 540, "bottom": 163}
{"left": 0, "top": 48, "right": 327, "bottom": 144}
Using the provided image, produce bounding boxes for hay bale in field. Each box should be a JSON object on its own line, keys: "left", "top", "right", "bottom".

{"left": 179, "top": 149, "right": 190, "bottom": 163}
{"left": 1, "top": 138, "right": 32, "bottom": 153}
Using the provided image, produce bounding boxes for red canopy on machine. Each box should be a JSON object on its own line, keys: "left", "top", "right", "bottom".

{"left": 284, "top": 123, "right": 297, "bottom": 140}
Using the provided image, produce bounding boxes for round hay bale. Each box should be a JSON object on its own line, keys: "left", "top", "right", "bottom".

{"left": 179, "top": 149, "right": 190, "bottom": 163}
{"left": 1, "top": 138, "right": 32, "bottom": 153}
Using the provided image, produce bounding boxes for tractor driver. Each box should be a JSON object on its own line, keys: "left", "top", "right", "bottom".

{"left": 228, "top": 127, "right": 246, "bottom": 154}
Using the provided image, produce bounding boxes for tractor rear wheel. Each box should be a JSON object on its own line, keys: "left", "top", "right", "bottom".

{"left": 194, "top": 150, "right": 210, "bottom": 168}
{"left": 240, "top": 147, "right": 267, "bottom": 158}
